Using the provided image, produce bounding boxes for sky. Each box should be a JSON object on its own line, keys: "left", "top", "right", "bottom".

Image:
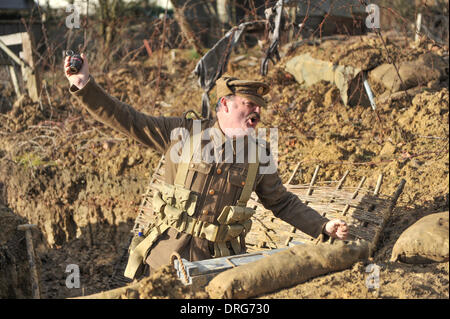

{"left": 35, "top": 0, "right": 172, "bottom": 10}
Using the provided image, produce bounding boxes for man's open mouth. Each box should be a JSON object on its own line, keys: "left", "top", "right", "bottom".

{"left": 247, "top": 113, "right": 260, "bottom": 126}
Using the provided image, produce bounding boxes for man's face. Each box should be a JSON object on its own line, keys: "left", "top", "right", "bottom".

{"left": 218, "top": 95, "right": 261, "bottom": 137}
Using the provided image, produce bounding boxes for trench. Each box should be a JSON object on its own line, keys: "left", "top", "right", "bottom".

{"left": 0, "top": 150, "right": 155, "bottom": 298}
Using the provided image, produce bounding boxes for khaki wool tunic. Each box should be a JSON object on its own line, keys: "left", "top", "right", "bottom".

{"left": 70, "top": 77, "right": 330, "bottom": 270}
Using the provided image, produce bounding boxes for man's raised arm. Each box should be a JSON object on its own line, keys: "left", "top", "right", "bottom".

{"left": 64, "top": 53, "right": 185, "bottom": 154}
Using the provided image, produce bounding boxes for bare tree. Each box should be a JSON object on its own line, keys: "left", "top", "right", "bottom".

{"left": 171, "top": 0, "right": 224, "bottom": 51}
{"left": 217, "top": 0, "right": 231, "bottom": 24}
{"left": 171, "top": 0, "right": 205, "bottom": 52}
{"left": 98, "top": 0, "right": 122, "bottom": 51}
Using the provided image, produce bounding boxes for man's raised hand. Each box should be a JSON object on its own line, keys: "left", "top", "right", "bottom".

{"left": 64, "top": 53, "right": 90, "bottom": 90}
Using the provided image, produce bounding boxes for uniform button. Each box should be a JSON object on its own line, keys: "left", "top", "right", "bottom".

{"left": 202, "top": 209, "right": 208, "bottom": 215}
{"left": 241, "top": 181, "right": 245, "bottom": 186}
{"left": 216, "top": 168, "right": 222, "bottom": 174}
{"left": 190, "top": 163, "right": 194, "bottom": 168}
{"left": 209, "top": 189, "right": 215, "bottom": 195}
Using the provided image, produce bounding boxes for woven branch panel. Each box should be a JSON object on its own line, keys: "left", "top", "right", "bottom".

{"left": 245, "top": 184, "right": 395, "bottom": 252}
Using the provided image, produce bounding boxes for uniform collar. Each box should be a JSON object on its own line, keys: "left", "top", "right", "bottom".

{"left": 208, "top": 119, "right": 235, "bottom": 156}
{"left": 209, "top": 118, "right": 258, "bottom": 159}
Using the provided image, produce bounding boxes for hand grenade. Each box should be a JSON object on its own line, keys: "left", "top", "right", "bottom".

{"left": 66, "top": 50, "right": 83, "bottom": 74}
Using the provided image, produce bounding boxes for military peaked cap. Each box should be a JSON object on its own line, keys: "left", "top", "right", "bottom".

{"left": 216, "top": 76, "right": 270, "bottom": 107}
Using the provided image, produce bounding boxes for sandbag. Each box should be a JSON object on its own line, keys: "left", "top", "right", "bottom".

{"left": 206, "top": 240, "right": 371, "bottom": 299}
{"left": 390, "top": 211, "right": 449, "bottom": 264}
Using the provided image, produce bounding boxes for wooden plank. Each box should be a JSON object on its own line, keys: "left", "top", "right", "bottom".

{"left": 0, "top": 32, "right": 25, "bottom": 46}
{"left": 0, "top": 37, "right": 25, "bottom": 67}
{"left": 8, "top": 65, "right": 21, "bottom": 96}
{"left": 20, "top": 31, "right": 40, "bottom": 102}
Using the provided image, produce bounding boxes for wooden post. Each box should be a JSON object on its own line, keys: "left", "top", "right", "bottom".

{"left": 371, "top": 179, "right": 406, "bottom": 256}
{"left": 17, "top": 224, "right": 41, "bottom": 299}
{"left": 8, "top": 65, "right": 21, "bottom": 97}
{"left": 217, "top": 0, "right": 230, "bottom": 25}
{"left": 328, "top": 170, "right": 350, "bottom": 205}
{"left": 20, "top": 32, "right": 41, "bottom": 102}
{"left": 306, "top": 165, "right": 321, "bottom": 199}
{"left": 286, "top": 162, "right": 301, "bottom": 185}
{"left": 341, "top": 176, "right": 367, "bottom": 217}
{"left": 171, "top": 0, "right": 205, "bottom": 52}
{"left": 415, "top": 13, "right": 422, "bottom": 43}
{"left": 373, "top": 174, "right": 383, "bottom": 196}
{"left": 287, "top": 6, "right": 296, "bottom": 43}
{"left": 285, "top": 165, "right": 320, "bottom": 246}
{"left": 336, "top": 170, "right": 350, "bottom": 191}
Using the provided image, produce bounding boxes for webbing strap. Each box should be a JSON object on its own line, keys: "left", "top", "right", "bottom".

{"left": 174, "top": 129, "right": 202, "bottom": 187}
{"left": 237, "top": 151, "right": 259, "bottom": 207}
{"left": 124, "top": 222, "right": 170, "bottom": 279}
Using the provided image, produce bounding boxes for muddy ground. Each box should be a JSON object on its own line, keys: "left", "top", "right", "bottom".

{"left": 0, "top": 34, "right": 448, "bottom": 299}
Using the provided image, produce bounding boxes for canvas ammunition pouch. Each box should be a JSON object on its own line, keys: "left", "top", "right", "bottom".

{"left": 124, "top": 128, "right": 259, "bottom": 279}
{"left": 152, "top": 185, "right": 255, "bottom": 252}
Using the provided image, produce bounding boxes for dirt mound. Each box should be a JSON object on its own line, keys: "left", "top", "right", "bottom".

{"left": 73, "top": 264, "right": 207, "bottom": 299}
{"left": 122, "top": 265, "right": 206, "bottom": 299}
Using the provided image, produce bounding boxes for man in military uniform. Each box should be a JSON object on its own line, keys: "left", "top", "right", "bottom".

{"left": 64, "top": 54, "right": 348, "bottom": 279}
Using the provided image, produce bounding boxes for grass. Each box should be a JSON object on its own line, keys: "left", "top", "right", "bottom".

{"left": 188, "top": 48, "right": 201, "bottom": 61}
{"left": 15, "top": 152, "right": 57, "bottom": 169}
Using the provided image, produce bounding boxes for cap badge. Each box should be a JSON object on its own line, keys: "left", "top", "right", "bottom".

{"left": 257, "top": 87, "right": 264, "bottom": 95}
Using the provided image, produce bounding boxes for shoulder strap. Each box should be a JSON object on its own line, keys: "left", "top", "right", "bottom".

{"left": 237, "top": 151, "right": 259, "bottom": 207}
{"left": 174, "top": 122, "right": 202, "bottom": 187}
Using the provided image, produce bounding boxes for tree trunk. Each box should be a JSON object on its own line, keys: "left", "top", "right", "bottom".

{"left": 171, "top": 0, "right": 223, "bottom": 50}
{"left": 171, "top": 0, "right": 205, "bottom": 52}
{"left": 98, "top": 0, "right": 121, "bottom": 51}
{"left": 217, "top": 0, "right": 230, "bottom": 24}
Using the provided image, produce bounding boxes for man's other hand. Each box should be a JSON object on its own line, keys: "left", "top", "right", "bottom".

{"left": 324, "top": 219, "right": 348, "bottom": 240}
{"left": 64, "top": 53, "right": 89, "bottom": 90}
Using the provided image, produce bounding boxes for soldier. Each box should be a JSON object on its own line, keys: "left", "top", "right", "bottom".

{"left": 64, "top": 54, "right": 348, "bottom": 279}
